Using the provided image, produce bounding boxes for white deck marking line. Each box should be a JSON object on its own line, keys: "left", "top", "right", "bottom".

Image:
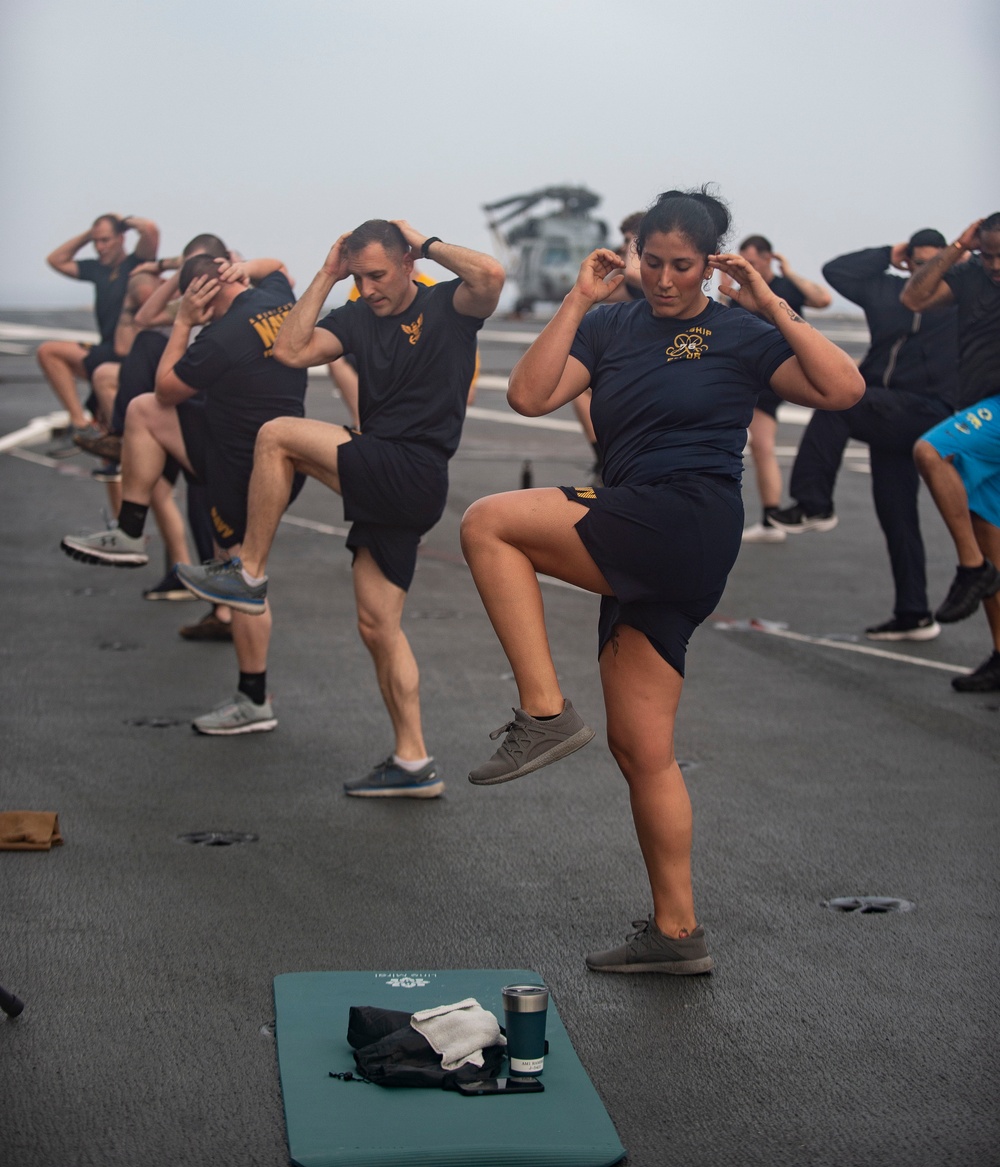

{"left": 279, "top": 514, "right": 350, "bottom": 538}
{"left": 5, "top": 446, "right": 91, "bottom": 476}
{"left": 0, "top": 321, "right": 99, "bottom": 344}
{"left": 465, "top": 406, "right": 581, "bottom": 432}
{"left": 727, "top": 621, "right": 970, "bottom": 674}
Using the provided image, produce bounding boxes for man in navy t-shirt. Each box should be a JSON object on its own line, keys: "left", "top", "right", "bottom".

{"left": 61, "top": 254, "right": 307, "bottom": 732}
{"left": 37, "top": 213, "right": 160, "bottom": 436}
{"left": 176, "top": 218, "right": 505, "bottom": 796}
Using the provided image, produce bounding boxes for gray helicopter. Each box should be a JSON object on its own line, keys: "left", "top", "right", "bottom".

{"left": 483, "top": 185, "right": 608, "bottom": 315}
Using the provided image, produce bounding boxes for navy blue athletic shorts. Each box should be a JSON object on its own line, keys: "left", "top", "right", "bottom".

{"left": 560, "top": 474, "right": 744, "bottom": 676}
{"left": 754, "top": 387, "right": 781, "bottom": 420}
{"left": 82, "top": 341, "right": 121, "bottom": 381}
{"left": 338, "top": 430, "right": 449, "bottom": 592}
{"left": 178, "top": 401, "right": 304, "bottom": 550}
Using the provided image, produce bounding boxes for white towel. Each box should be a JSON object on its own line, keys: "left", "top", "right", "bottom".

{"left": 410, "top": 997, "right": 506, "bottom": 1070}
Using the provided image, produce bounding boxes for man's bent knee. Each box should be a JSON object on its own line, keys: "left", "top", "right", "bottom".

{"left": 914, "top": 439, "right": 945, "bottom": 474}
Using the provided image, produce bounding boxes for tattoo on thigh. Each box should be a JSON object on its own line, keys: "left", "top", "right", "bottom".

{"left": 610, "top": 628, "right": 620, "bottom": 656}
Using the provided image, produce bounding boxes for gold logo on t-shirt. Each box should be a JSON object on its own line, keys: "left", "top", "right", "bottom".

{"left": 665, "top": 332, "right": 708, "bottom": 361}
{"left": 401, "top": 313, "right": 424, "bottom": 345}
{"left": 573, "top": 486, "right": 597, "bottom": 500}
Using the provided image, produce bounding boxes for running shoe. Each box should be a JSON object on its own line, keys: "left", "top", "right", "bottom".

{"left": 864, "top": 615, "right": 941, "bottom": 642}
{"left": 73, "top": 430, "right": 123, "bottom": 461}
{"left": 934, "top": 561, "right": 1000, "bottom": 623}
{"left": 143, "top": 568, "right": 199, "bottom": 601}
{"left": 951, "top": 651, "right": 1000, "bottom": 692}
{"left": 192, "top": 691, "right": 277, "bottom": 735}
{"left": 767, "top": 504, "right": 838, "bottom": 534}
{"left": 61, "top": 526, "right": 148, "bottom": 567}
{"left": 741, "top": 521, "right": 786, "bottom": 544}
{"left": 586, "top": 916, "right": 714, "bottom": 975}
{"left": 468, "top": 700, "right": 595, "bottom": 785}
{"left": 90, "top": 461, "right": 121, "bottom": 483}
{"left": 344, "top": 757, "right": 444, "bottom": 798}
{"left": 179, "top": 611, "right": 233, "bottom": 641}
{"left": 176, "top": 558, "right": 267, "bottom": 614}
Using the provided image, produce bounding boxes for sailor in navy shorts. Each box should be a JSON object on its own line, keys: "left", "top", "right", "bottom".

{"left": 462, "top": 188, "right": 864, "bottom": 975}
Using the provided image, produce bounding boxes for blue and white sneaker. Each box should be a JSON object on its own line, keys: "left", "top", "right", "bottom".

{"left": 176, "top": 558, "right": 267, "bottom": 615}
{"left": 344, "top": 758, "right": 444, "bottom": 799}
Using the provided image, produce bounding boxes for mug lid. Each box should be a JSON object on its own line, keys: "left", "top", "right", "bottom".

{"left": 502, "top": 984, "right": 549, "bottom": 1012}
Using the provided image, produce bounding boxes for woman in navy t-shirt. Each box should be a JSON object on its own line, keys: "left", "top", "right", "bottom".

{"left": 461, "top": 188, "right": 863, "bottom": 974}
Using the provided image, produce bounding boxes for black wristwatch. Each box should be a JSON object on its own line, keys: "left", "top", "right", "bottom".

{"left": 421, "top": 236, "right": 442, "bottom": 259}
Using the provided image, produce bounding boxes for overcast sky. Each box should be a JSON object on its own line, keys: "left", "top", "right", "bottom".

{"left": 1, "top": 0, "right": 997, "bottom": 311}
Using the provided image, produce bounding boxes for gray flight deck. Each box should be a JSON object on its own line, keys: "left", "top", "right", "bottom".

{"left": 1, "top": 311, "right": 997, "bottom": 1167}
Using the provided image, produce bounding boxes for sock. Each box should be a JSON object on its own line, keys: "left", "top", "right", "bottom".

{"left": 957, "top": 561, "right": 988, "bottom": 576}
{"left": 117, "top": 501, "right": 149, "bottom": 539}
{"left": 240, "top": 566, "right": 266, "bottom": 587}
{"left": 393, "top": 753, "right": 431, "bottom": 772}
{"left": 238, "top": 671, "right": 267, "bottom": 706}
{"left": 763, "top": 506, "right": 779, "bottom": 525}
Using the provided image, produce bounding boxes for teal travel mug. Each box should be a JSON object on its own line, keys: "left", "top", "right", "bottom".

{"left": 502, "top": 984, "right": 549, "bottom": 1077}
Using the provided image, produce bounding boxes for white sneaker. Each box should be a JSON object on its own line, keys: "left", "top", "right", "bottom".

{"left": 741, "top": 522, "right": 786, "bottom": 544}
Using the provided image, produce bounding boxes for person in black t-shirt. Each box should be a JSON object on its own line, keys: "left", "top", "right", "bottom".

{"left": 730, "top": 234, "right": 832, "bottom": 543}
{"left": 37, "top": 214, "right": 159, "bottom": 436}
{"left": 176, "top": 219, "right": 505, "bottom": 794}
{"left": 905, "top": 213, "right": 1000, "bottom": 691}
{"left": 769, "top": 230, "right": 959, "bottom": 641}
{"left": 460, "top": 188, "right": 863, "bottom": 974}
{"left": 61, "top": 255, "right": 307, "bottom": 733}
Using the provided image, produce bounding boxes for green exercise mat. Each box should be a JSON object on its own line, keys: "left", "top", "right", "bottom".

{"left": 274, "top": 969, "right": 625, "bottom": 1167}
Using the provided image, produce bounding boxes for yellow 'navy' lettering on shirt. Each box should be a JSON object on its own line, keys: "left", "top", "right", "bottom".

{"left": 401, "top": 313, "right": 424, "bottom": 346}
{"left": 249, "top": 302, "right": 294, "bottom": 356}
{"left": 665, "top": 332, "right": 709, "bottom": 361}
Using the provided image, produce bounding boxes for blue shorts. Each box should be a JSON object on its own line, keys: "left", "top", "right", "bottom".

{"left": 921, "top": 396, "right": 1000, "bottom": 529}
{"left": 560, "top": 473, "right": 744, "bottom": 676}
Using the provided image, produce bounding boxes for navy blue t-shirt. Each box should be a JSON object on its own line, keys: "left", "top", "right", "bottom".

{"left": 316, "top": 279, "right": 483, "bottom": 459}
{"left": 174, "top": 272, "right": 307, "bottom": 467}
{"left": 569, "top": 298, "right": 794, "bottom": 486}
{"left": 943, "top": 257, "right": 1000, "bottom": 409}
{"left": 76, "top": 254, "right": 142, "bottom": 344}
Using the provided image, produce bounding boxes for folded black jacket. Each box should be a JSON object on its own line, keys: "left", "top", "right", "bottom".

{"left": 347, "top": 1005, "right": 505, "bottom": 1089}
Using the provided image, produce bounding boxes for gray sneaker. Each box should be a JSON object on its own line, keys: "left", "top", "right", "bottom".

{"left": 61, "top": 526, "right": 148, "bottom": 567}
{"left": 344, "top": 757, "right": 444, "bottom": 799}
{"left": 192, "top": 691, "right": 277, "bottom": 736}
{"left": 176, "top": 558, "right": 267, "bottom": 614}
{"left": 586, "top": 916, "right": 714, "bottom": 975}
{"left": 468, "top": 700, "right": 595, "bottom": 786}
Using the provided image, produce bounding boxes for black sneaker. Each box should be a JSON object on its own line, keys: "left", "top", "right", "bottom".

{"left": 951, "top": 651, "right": 1000, "bottom": 692}
{"left": 768, "top": 504, "right": 838, "bottom": 534}
{"left": 934, "top": 561, "right": 1000, "bottom": 623}
{"left": 865, "top": 614, "right": 941, "bottom": 642}
{"left": 143, "top": 568, "right": 199, "bottom": 601}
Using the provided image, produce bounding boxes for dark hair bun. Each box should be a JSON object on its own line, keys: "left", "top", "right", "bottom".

{"left": 639, "top": 185, "right": 731, "bottom": 257}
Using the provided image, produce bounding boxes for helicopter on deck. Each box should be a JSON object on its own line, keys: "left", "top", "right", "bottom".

{"left": 483, "top": 185, "right": 608, "bottom": 315}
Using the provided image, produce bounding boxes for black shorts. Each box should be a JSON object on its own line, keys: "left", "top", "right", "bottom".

{"left": 560, "top": 474, "right": 744, "bottom": 676}
{"left": 338, "top": 431, "right": 449, "bottom": 592}
{"left": 177, "top": 402, "right": 303, "bottom": 549}
{"left": 82, "top": 342, "right": 121, "bottom": 381}
{"left": 754, "top": 387, "right": 782, "bottom": 419}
